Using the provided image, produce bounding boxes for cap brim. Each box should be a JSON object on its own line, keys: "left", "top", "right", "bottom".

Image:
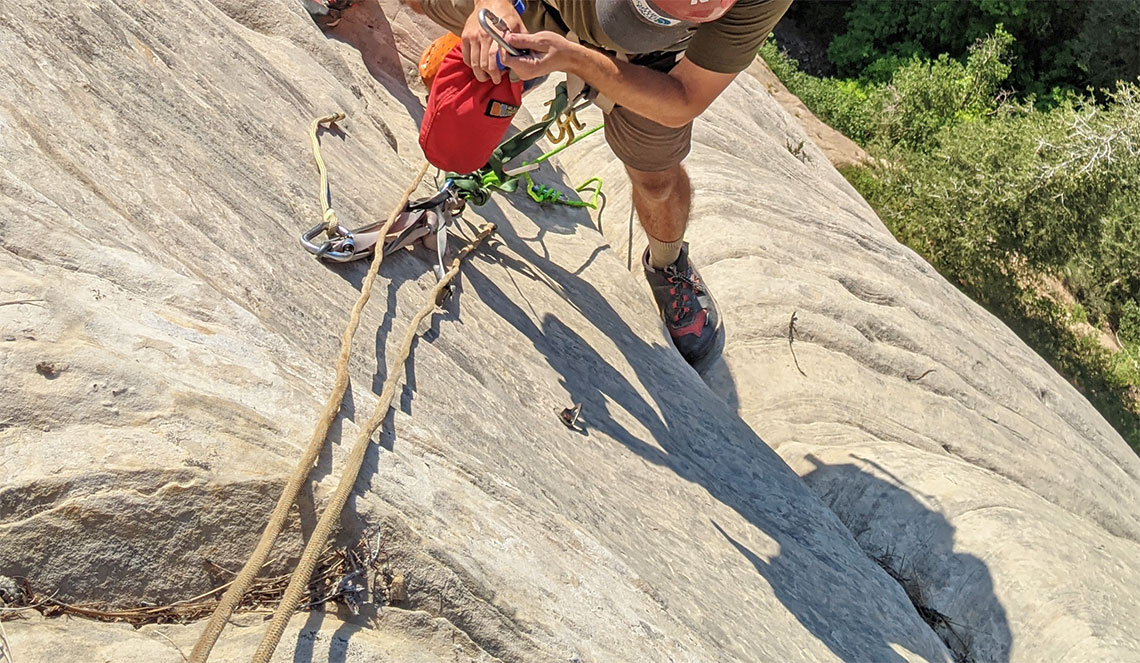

{"left": 595, "top": 0, "right": 694, "bottom": 54}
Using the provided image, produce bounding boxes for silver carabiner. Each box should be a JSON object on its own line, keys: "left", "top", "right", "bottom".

{"left": 300, "top": 223, "right": 357, "bottom": 262}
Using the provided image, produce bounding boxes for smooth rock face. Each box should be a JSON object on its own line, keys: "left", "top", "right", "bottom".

{"left": 5, "top": 611, "right": 497, "bottom": 662}
{"left": 0, "top": 1, "right": 953, "bottom": 661}
{"left": 559, "top": 59, "right": 1140, "bottom": 663}
{"left": 0, "top": 3, "right": 1136, "bottom": 663}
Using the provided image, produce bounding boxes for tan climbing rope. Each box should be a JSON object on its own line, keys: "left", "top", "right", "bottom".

{"left": 188, "top": 116, "right": 430, "bottom": 663}
{"left": 252, "top": 222, "right": 496, "bottom": 663}
{"left": 311, "top": 112, "right": 347, "bottom": 235}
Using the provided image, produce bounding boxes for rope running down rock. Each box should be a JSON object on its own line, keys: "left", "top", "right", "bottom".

{"left": 252, "top": 221, "right": 496, "bottom": 663}
{"left": 188, "top": 117, "right": 429, "bottom": 663}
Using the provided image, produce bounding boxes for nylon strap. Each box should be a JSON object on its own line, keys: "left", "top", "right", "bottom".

{"left": 486, "top": 81, "right": 571, "bottom": 179}
{"left": 447, "top": 83, "right": 603, "bottom": 210}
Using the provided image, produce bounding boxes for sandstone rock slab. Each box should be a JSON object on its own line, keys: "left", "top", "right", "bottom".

{"left": 1, "top": 1, "right": 960, "bottom": 661}
{"left": 559, "top": 54, "right": 1140, "bottom": 663}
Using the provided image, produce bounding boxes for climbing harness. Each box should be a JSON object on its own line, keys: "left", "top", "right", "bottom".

{"left": 301, "top": 181, "right": 466, "bottom": 280}
{"left": 301, "top": 84, "right": 603, "bottom": 267}
{"left": 300, "top": 115, "right": 466, "bottom": 275}
{"left": 445, "top": 82, "right": 604, "bottom": 208}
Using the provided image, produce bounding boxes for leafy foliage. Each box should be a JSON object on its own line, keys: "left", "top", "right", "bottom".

{"left": 875, "top": 87, "right": 1140, "bottom": 449}
{"left": 784, "top": 0, "right": 1140, "bottom": 101}
{"left": 1120, "top": 300, "right": 1140, "bottom": 348}
{"left": 765, "top": 28, "right": 1140, "bottom": 450}
{"left": 760, "top": 41, "right": 877, "bottom": 142}
{"left": 876, "top": 87, "right": 1140, "bottom": 283}
{"left": 761, "top": 28, "right": 1014, "bottom": 150}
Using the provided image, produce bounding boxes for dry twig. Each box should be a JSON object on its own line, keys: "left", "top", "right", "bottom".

{"left": 2, "top": 536, "right": 385, "bottom": 627}
{"left": 788, "top": 311, "right": 807, "bottom": 377}
{"left": 0, "top": 299, "right": 44, "bottom": 308}
{"left": 153, "top": 630, "right": 188, "bottom": 662}
{"left": 906, "top": 369, "right": 937, "bottom": 382}
{"left": 0, "top": 616, "right": 13, "bottom": 663}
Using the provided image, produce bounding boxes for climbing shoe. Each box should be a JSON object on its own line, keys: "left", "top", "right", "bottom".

{"left": 643, "top": 243, "right": 723, "bottom": 366}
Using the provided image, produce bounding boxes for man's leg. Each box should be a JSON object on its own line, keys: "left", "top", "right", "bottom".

{"left": 605, "top": 107, "right": 722, "bottom": 366}
{"left": 627, "top": 164, "right": 691, "bottom": 270}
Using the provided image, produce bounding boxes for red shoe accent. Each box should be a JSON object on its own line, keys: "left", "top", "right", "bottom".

{"left": 670, "top": 310, "right": 708, "bottom": 339}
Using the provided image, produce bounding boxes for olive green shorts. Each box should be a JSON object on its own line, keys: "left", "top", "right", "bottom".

{"left": 415, "top": 0, "right": 692, "bottom": 172}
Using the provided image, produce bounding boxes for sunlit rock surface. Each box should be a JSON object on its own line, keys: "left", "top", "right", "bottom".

{"left": 2, "top": 1, "right": 1138, "bottom": 662}
{"left": 561, "top": 51, "right": 1140, "bottom": 663}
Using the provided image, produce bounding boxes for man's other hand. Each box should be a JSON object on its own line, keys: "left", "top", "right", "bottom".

{"left": 461, "top": 0, "right": 524, "bottom": 85}
{"left": 500, "top": 31, "right": 579, "bottom": 81}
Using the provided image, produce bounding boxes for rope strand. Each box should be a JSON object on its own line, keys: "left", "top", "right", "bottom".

{"left": 251, "top": 223, "right": 496, "bottom": 663}
{"left": 310, "top": 113, "right": 346, "bottom": 234}
{"left": 187, "top": 125, "right": 429, "bottom": 661}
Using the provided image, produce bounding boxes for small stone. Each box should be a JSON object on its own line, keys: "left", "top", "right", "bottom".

{"left": 388, "top": 574, "right": 408, "bottom": 603}
{"left": 35, "top": 361, "right": 68, "bottom": 378}
{"left": 0, "top": 575, "right": 21, "bottom": 606}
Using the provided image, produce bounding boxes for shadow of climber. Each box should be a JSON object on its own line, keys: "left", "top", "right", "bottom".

{"left": 718, "top": 455, "right": 1012, "bottom": 663}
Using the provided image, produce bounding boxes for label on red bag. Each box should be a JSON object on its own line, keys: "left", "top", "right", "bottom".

{"left": 418, "top": 45, "right": 524, "bottom": 174}
{"left": 485, "top": 99, "right": 520, "bottom": 118}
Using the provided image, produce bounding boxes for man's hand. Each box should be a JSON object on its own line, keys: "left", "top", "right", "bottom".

{"left": 499, "top": 31, "right": 581, "bottom": 81}
{"left": 461, "top": 0, "right": 524, "bottom": 85}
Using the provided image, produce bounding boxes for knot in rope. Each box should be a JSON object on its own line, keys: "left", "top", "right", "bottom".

{"left": 323, "top": 207, "right": 339, "bottom": 234}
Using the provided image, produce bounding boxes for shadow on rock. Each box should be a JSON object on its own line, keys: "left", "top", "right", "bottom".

{"left": 728, "top": 455, "right": 1012, "bottom": 663}
{"left": 292, "top": 609, "right": 366, "bottom": 663}
{"left": 305, "top": 20, "right": 991, "bottom": 662}
{"left": 321, "top": 0, "right": 427, "bottom": 125}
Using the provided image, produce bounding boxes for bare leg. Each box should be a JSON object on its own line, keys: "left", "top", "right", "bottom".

{"left": 403, "top": 0, "right": 425, "bottom": 14}
{"left": 627, "top": 164, "right": 691, "bottom": 268}
{"left": 629, "top": 162, "right": 719, "bottom": 363}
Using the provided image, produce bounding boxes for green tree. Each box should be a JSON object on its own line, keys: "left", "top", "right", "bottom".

{"left": 762, "top": 27, "right": 1015, "bottom": 151}
{"left": 802, "top": 0, "right": 1134, "bottom": 100}
{"left": 1075, "top": 0, "right": 1140, "bottom": 91}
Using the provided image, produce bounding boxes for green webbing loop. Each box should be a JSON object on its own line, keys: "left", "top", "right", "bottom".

{"left": 575, "top": 177, "right": 604, "bottom": 209}
{"left": 445, "top": 82, "right": 602, "bottom": 210}
{"left": 523, "top": 174, "right": 605, "bottom": 209}
{"left": 487, "top": 82, "right": 571, "bottom": 179}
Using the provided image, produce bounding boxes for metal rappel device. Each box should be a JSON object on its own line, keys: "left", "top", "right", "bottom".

{"left": 300, "top": 180, "right": 465, "bottom": 281}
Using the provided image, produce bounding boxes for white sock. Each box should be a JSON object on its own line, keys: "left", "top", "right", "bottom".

{"left": 647, "top": 235, "right": 684, "bottom": 270}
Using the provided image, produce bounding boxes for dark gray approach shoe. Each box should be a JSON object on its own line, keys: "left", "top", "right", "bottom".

{"left": 643, "top": 243, "right": 723, "bottom": 366}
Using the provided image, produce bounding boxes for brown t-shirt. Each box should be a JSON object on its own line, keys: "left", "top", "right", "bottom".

{"left": 543, "top": 0, "right": 792, "bottom": 74}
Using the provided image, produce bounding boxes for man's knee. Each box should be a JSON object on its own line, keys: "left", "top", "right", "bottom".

{"left": 627, "top": 165, "right": 687, "bottom": 202}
